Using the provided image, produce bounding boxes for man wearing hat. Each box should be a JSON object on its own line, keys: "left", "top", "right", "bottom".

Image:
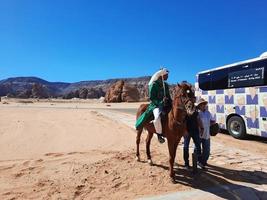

{"left": 197, "top": 98, "right": 215, "bottom": 168}
{"left": 135, "top": 68, "right": 171, "bottom": 143}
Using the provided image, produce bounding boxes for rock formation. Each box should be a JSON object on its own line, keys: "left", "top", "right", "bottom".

{"left": 104, "top": 80, "right": 124, "bottom": 103}
{"left": 104, "top": 80, "right": 141, "bottom": 103}
{"left": 121, "top": 84, "right": 139, "bottom": 102}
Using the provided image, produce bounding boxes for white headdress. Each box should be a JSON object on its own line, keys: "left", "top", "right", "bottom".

{"left": 148, "top": 68, "right": 169, "bottom": 86}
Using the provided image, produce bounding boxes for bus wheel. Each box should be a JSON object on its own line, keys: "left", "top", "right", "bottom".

{"left": 227, "top": 116, "right": 246, "bottom": 139}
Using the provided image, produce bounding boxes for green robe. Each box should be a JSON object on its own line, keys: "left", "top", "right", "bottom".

{"left": 135, "top": 80, "right": 171, "bottom": 129}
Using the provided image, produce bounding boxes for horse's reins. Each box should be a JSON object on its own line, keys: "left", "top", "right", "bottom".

{"left": 171, "top": 89, "right": 191, "bottom": 126}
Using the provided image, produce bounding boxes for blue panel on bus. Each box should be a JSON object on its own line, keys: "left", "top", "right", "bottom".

{"left": 225, "top": 95, "right": 234, "bottom": 104}
{"left": 260, "top": 107, "right": 267, "bottom": 117}
{"left": 216, "top": 90, "right": 224, "bottom": 94}
{"left": 247, "top": 118, "right": 259, "bottom": 129}
{"left": 235, "top": 106, "right": 245, "bottom": 115}
{"left": 262, "top": 131, "right": 267, "bottom": 137}
{"left": 235, "top": 88, "right": 245, "bottom": 93}
{"left": 260, "top": 87, "right": 267, "bottom": 93}
{"left": 209, "top": 96, "right": 215, "bottom": 103}
{"left": 202, "top": 90, "right": 208, "bottom": 95}
{"left": 246, "top": 94, "right": 258, "bottom": 104}
{"left": 216, "top": 105, "right": 224, "bottom": 113}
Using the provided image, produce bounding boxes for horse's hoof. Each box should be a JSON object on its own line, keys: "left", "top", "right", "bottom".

{"left": 169, "top": 177, "right": 176, "bottom": 184}
{"left": 135, "top": 156, "right": 140, "bottom": 162}
{"left": 147, "top": 159, "right": 153, "bottom": 166}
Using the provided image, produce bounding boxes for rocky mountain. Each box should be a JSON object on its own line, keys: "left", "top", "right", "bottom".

{"left": 0, "top": 76, "right": 150, "bottom": 100}
{"left": 0, "top": 77, "right": 70, "bottom": 98}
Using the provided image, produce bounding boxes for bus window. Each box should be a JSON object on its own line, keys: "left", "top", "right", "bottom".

{"left": 198, "top": 72, "right": 211, "bottom": 90}
{"left": 211, "top": 68, "right": 229, "bottom": 90}
{"left": 251, "top": 59, "right": 267, "bottom": 85}
{"left": 199, "top": 59, "right": 267, "bottom": 91}
{"left": 228, "top": 62, "right": 265, "bottom": 88}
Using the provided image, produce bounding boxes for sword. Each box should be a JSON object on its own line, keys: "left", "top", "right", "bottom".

{"left": 161, "top": 66, "right": 166, "bottom": 98}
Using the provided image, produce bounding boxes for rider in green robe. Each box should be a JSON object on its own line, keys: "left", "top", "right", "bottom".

{"left": 135, "top": 68, "right": 171, "bottom": 143}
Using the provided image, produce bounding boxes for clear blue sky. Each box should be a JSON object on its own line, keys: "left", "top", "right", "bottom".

{"left": 0, "top": 0, "right": 267, "bottom": 84}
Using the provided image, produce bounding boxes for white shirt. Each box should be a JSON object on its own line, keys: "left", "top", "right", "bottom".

{"left": 199, "top": 110, "right": 213, "bottom": 139}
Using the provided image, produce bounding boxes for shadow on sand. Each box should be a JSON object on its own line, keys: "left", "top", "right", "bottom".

{"left": 220, "top": 129, "right": 267, "bottom": 144}
{"left": 167, "top": 163, "right": 267, "bottom": 199}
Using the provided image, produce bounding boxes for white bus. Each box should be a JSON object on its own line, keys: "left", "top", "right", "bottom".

{"left": 195, "top": 52, "right": 267, "bottom": 139}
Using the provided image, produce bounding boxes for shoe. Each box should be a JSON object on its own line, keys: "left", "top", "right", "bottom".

{"left": 184, "top": 164, "right": 190, "bottom": 169}
{"left": 157, "top": 133, "right": 165, "bottom": 144}
{"left": 198, "top": 162, "right": 205, "bottom": 169}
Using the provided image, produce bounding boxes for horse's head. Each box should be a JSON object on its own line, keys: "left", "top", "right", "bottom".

{"left": 173, "top": 82, "right": 196, "bottom": 116}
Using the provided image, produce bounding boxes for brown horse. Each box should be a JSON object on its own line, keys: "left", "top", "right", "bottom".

{"left": 135, "top": 82, "right": 195, "bottom": 181}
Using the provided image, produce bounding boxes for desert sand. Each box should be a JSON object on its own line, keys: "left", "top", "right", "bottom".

{"left": 0, "top": 100, "right": 189, "bottom": 200}
{"left": 1, "top": 99, "right": 267, "bottom": 200}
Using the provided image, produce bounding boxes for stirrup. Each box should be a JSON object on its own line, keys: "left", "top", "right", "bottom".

{"left": 157, "top": 134, "right": 165, "bottom": 144}
{"left": 156, "top": 133, "right": 165, "bottom": 137}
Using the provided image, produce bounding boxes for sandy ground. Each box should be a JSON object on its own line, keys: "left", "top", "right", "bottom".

{"left": 0, "top": 99, "right": 267, "bottom": 199}
{"left": 0, "top": 100, "right": 182, "bottom": 200}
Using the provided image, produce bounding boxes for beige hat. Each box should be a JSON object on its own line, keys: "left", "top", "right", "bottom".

{"left": 196, "top": 98, "right": 208, "bottom": 107}
{"left": 148, "top": 68, "right": 169, "bottom": 85}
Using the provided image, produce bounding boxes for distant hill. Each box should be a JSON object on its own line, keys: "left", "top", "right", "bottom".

{"left": 0, "top": 76, "right": 151, "bottom": 100}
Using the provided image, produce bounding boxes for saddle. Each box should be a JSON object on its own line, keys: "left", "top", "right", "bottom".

{"left": 135, "top": 100, "right": 172, "bottom": 130}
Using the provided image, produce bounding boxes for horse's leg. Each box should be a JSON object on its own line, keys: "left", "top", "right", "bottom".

{"left": 167, "top": 139, "right": 176, "bottom": 180}
{"left": 136, "top": 128, "right": 142, "bottom": 161}
{"left": 175, "top": 137, "right": 181, "bottom": 166}
{"left": 173, "top": 140, "right": 179, "bottom": 168}
{"left": 146, "top": 131, "right": 154, "bottom": 165}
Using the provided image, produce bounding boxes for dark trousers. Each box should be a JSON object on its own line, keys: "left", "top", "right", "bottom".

{"left": 200, "top": 138, "right": 210, "bottom": 165}
{"left": 183, "top": 129, "right": 201, "bottom": 165}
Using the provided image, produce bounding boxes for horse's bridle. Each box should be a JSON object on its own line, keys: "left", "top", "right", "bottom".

{"left": 171, "top": 89, "right": 193, "bottom": 126}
